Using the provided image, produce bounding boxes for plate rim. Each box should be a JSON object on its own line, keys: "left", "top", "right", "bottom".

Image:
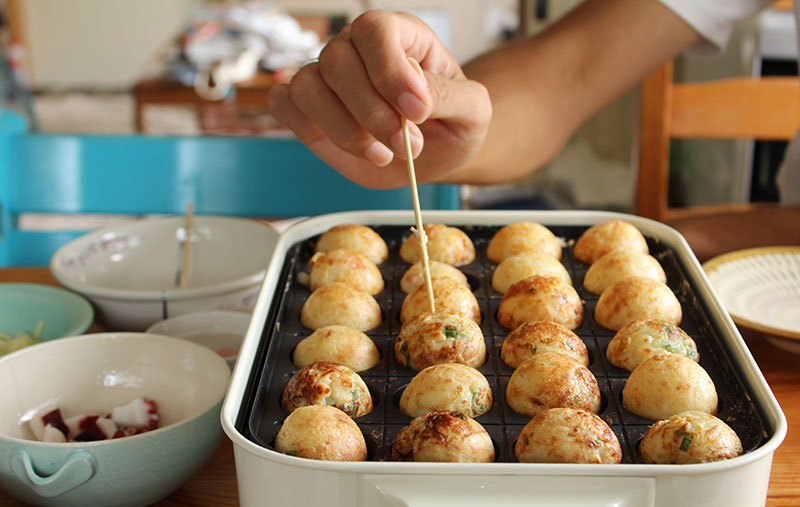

{"left": 702, "top": 246, "right": 800, "bottom": 341}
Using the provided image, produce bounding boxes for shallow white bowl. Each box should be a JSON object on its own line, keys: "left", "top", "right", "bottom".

{"left": 146, "top": 310, "right": 252, "bottom": 369}
{"left": 0, "top": 332, "right": 230, "bottom": 507}
{"left": 50, "top": 216, "right": 278, "bottom": 331}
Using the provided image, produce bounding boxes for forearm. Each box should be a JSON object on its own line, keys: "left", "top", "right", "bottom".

{"left": 445, "top": 0, "right": 701, "bottom": 184}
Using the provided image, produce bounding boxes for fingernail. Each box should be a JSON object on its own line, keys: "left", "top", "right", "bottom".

{"left": 390, "top": 125, "right": 424, "bottom": 160}
{"left": 398, "top": 92, "right": 427, "bottom": 124}
{"left": 364, "top": 141, "right": 394, "bottom": 167}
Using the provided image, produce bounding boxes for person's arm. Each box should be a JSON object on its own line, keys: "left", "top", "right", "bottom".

{"left": 452, "top": 0, "right": 701, "bottom": 184}
{"left": 267, "top": 0, "right": 702, "bottom": 188}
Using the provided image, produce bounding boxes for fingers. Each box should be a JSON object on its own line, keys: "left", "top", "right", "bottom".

{"left": 425, "top": 71, "right": 492, "bottom": 133}
{"left": 349, "top": 11, "right": 441, "bottom": 123}
{"left": 317, "top": 31, "right": 422, "bottom": 158}
{"left": 266, "top": 84, "right": 324, "bottom": 143}
{"left": 288, "top": 62, "right": 399, "bottom": 166}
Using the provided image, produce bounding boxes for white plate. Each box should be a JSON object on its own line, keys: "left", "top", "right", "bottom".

{"left": 703, "top": 246, "right": 800, "bottom": 350}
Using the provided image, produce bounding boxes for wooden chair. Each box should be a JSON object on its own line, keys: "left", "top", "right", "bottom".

{"left": 635, "top": 60, "right": 800, "bottom": 261}
{"left": 636, "top": 60, "right": 800, "bottom": 222}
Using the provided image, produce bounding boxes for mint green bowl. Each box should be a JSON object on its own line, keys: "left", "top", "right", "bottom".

{"left": 0, "top": 283, "right": 94, "bottom": 346}
{"left": 0, "top": 333, "right": 231, "bottom": 507}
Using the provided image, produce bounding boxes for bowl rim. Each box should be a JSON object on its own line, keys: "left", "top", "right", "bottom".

{"left": 0, "top": 283, "right": 94, "bottom": 339}
{"left": 0, "top": 332, "right": 231, "bottom": 445}
{"left": 49, "top": 215, "right": 277, "bottom": 301}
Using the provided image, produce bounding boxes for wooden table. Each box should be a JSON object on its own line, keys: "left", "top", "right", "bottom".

{"left": 133, "top": 73, "right": 279, "bottom": 135}
{"left": 1, "top": 267, "right": 799, "bottom": 506}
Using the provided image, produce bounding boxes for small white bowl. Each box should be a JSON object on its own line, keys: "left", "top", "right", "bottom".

{"left": 146, "top": 310, "right": 252, "bottom": 368}
{"left": 50, "top": 216, "right": 278, "bottom": 331}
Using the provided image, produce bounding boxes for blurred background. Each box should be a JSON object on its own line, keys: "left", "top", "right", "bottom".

{"left": 1, "top": 0, "right": 796, "bottom": 213}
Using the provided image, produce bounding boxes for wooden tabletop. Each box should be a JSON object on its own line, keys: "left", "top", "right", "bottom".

{"left": 1, "top": 267, "right": 798, "bottom": 506}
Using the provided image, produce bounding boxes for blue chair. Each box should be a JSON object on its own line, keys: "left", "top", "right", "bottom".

{"left": 0, "top": 109, "right": 460, "bottom": 266}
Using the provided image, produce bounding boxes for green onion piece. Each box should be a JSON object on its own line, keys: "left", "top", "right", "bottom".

{"left": 444, "top": 326, "right": 459, "bottom": 339}
{"left": 679, "top": 435, "right": 693, "bottom": 452}
{"left": 400, "top": 342, "right": 412, "bottom": 368}
{"left": 286, "top": 449, "right": 298, "bottom": 457}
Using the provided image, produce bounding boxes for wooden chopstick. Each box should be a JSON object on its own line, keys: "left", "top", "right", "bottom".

{"left": 179, "top": 202, "right": 194, "bottom": 290}
{"left": 402, "top": 118, "right": 436, "bottom": 314}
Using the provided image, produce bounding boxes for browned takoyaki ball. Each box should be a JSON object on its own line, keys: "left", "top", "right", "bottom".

{"left": 300, "top": 282, "right": 382, "bottom": 331}
{"left": 515, "top": 408, "right": 622, "bottom": 464}
{"left": 606, "top": 319, "right": 698, "bottom": 372}
{"left": 315, "top": 224, "right": 388, "bottom": 264}
{"left": 487, "top": 222, "right": 562, "bottom": 262}
{"left": 293, "top": 325, "right": 381, "bottom": 372}
{"left": 395, "top": 311, "right": 486, "bottom": 371}
{"left": 622, "top": 354, "right": 718, "bottom": 421}
{"left": 399, "top": 363, "right": 493, "bottom": 418}
{"left": 308, "top": 249, "right": 384, "bottom": 295}
{"left": 501, "top": 321, "right": 589, "bottom": 369}
{"left": 491, "top": 253, "right": 571, "bottom": 294}
{"left": 639, "top": 411, "right": 743, "bottom": 464}
{"left": 583, "top": 250, "right": 666, "bottom": 295}
{"left": 573, "top": 220, "right": 648, "bottom": 264}
{"left": 392, "top": 410, "right": 494, "bottom": 463}
{"left": 505, "top": 352, "right": 601, "bottom": 418}
{"left": 275, "top": 405, "right": 367, "bottom": 461}
{"left": 594, "top": 277, "right": 681, "bottom": 331}
{"left": 400, "top": 224, "right": 476, "bottom": 266}
{"left": 401, "top": 278, "right": 480, "bottom": 324}
{"left": 281, "top": 361, "right": 373, "bottom": 418}
{"left": 400, "top": 260, "right": 469, "bottom": 293}
{"left": 497, "top": 276, "right": 584, "bottom": 330}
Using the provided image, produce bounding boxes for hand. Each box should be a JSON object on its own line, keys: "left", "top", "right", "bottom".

{"left": 267, "top": 10, "right": 491, "bottom": 189}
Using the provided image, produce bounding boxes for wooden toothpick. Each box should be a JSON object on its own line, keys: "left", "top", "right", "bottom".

{"left": 402, "top": 117, "right": 435, "bottom": 314}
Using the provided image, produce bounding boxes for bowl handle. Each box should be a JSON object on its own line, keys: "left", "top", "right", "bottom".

{"left": 10, "top": 449, "right": 96, "bottom": 498}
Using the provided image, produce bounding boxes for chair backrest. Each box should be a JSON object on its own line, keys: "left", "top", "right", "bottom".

{"left": 635, "top": 60, "right": 800, "bottom": 222}
{"left": 0, "top": 109, "right": 460, "bottom": 266}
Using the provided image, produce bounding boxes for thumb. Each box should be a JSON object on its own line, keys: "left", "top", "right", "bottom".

{"left": 423, "top": 70, "right": 492, "bottom": 130}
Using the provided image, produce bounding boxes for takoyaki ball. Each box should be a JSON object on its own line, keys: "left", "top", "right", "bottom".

{"left": 315, "top": 224, "right": 388, "bottom": 265}
{"left": 622, "top": 354, "right": 718, "bottom": 420}
{"left": 399, "top": 363, "right": 493, "bottom": 418}
{"left": 391, "top": 410, "right": 494, "bottom": 463}
{"left": 573, "top": 220, "right": 648, "bottom": 264}
{"left": 594, "top": 277, "right": 682, "bottom": 331}
{"left": 300, "top": 282, "right": 382, "bottom": 331}
{"left": 308, "top": 249, "right": 384, "bottom": 295}
{"left": 399, "top": 224, "right": 476, "bottom": 266}
{"left": 400, "top": 260, "right": 469, "bottom": 293}
{"left": 505, "top": 352, "right": 601, "bottom": 418}
{"left": 501, "top": 321, "right": 589, "bottom": 369}
{"left": 583, "top": 250, "right": 666, "bottom": 295}
{"left": 491, "top": 253, "right": 571, "bottom": 294}
{"left": 497, "top": 276, "right": 584, "bottom": 330}
{"left": 515, "top": 408, "right": 622, "bottom": 464}
{"left": 401, "top": 278, "right": 480, "bottom": 324}
{"left": 293, "top": 325, "right": 380, "bottom": 372}
{"left": 487, "top": 222, "right": 562, "bottom": 262}
{"left": 395, "top": 311, "right": 486, "bottom": 371}
{"left": 639, "top": 411, "right": 743, "bottom": 464}
{"left": 606, "top": 319, "right": 699, "bottom": 372}
{"left": 281, "top": 361, "right": 373, "bottom": 418}
{"left": 275, "top": 405, "right": 367, "bottom": 461}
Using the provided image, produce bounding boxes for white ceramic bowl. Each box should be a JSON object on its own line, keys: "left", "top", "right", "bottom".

{"left": 0, "top": 332, "right": 231, "bottom": 507}
{"left": 50, "top": 216, "right": 278, "bottom": 331}
{"left": 146, "top": 310, "right": 252, "bottom": 369}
